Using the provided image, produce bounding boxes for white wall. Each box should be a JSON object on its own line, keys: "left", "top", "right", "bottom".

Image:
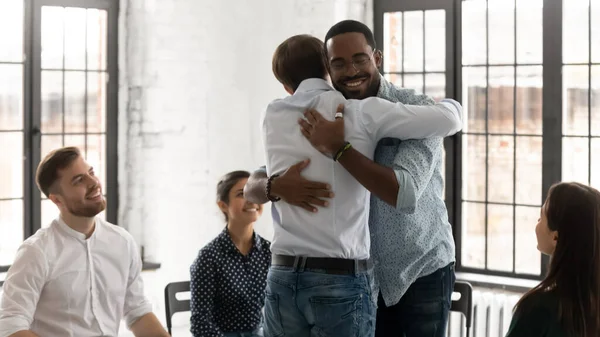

{"left": 117, "top": 0, "right": 371, "bottom": 328}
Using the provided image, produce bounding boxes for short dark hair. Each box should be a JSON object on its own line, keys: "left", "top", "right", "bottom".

{"left": 272, "top": 34, "right": 328, "bottom": 91}
{"left": 216, "top": 170, "right": 250, "bottom": 222}
{"left": 36, "top": 146, "right": 82, "bottom": 197}
{"left": 324, "top": 20, "right": 376, "bottom": 52}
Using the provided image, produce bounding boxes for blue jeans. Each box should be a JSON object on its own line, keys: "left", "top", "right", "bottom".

{"left": 263, "top": 266, "right": 376, "bottom": 337}
{"left": 375, "top": 263, "right": 455, "bottom": 337}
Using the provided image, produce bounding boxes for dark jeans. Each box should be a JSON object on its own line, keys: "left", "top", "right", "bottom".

{"left": 375, "top": 263, "right": 455, "bottom": 337}
{"left": 263, "top": 266, "right": 376, "bottom": 337}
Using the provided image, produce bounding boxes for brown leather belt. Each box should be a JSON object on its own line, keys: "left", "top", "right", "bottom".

{"left": 271, "top": 254, "right": 371, "bottom": 275}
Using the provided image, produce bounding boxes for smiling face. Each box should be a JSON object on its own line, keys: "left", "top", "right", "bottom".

{"left": 326, "top": 32, "right": 382, "bottom": 99}
{"left": 218, "top": 178, "right": 263, "bottom": 227}
{"left": 49, "top": 155, "right": 106, "bottom": 218}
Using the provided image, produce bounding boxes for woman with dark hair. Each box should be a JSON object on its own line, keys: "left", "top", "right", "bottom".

{"left": 190, "top": 171, "right": 270, "bottom": 337}
{"left": 506, "top": 182, "right": 600, "bottom": 337}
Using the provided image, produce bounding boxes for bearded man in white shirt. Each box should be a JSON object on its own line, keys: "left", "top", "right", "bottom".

{"left": 0, "top": 146, "right": 169, "bottom": 337}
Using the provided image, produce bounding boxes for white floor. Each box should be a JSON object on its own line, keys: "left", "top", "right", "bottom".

{"left": 118, "top": 321, "right": 191, "bottom": 337}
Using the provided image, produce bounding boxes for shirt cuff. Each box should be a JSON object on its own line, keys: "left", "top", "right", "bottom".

{"left": 394, "top": 169, "right": 417, "bottom": 210}
{"left": 440, "top": 99, "right": 462, "bottom": 121}
{"left": 124, "top": 302, "right": 154, "bottom": 328}
{"left": 0, "top": 316, "right": 31, "bottom": 337}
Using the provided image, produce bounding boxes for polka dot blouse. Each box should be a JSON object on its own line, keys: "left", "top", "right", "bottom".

{"left": 189, "top": 228, "right": 271, "bottom": 336}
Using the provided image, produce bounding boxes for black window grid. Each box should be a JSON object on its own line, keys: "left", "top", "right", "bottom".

{"left": 374, "top": 0, "right": 572, "bottom": 280}
{"left": 0, "top": 0, "right": 118, "bottom": 272}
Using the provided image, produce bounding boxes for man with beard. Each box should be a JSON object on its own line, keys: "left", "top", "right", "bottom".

{"left": 254, "top": 33, "right": 461, "bottom": 337}
{"left": 245, "top": 21, "right": 456, "bottom": 337}
{"left": 0, "top": 147, "right": 169, "bottom": 337}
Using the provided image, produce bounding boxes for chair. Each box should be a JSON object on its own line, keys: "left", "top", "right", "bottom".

{"left": 164, "top": 281, "right": 191, "bottom": 335}
{"left": 450, "top": 281, "right": 473, "bottom": 337}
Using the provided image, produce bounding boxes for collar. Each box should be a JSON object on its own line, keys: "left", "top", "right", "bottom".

{"left": 295, "top": 78, "right": 335, "bottom": 94}
{"left": 376, "top": 74, "right": 392, "bottom": 98}
{"left": 219, "top": 227, "right": 264, "bottom": 254}
{"left": 56, "top": 216, "right": 98, "bottom": 241}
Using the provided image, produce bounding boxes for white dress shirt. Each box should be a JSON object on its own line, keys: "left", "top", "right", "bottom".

{"left": 0, "top": 217, "right": 153, "bottom": 337}
{"left": 262, "top": 78, "right": 462, "bottom": 260}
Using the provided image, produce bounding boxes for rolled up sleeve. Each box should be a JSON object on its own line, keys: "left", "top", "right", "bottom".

{"left": 393, "top": 138, "right": 442, "bottom": 212}
{"left": 394, "top": 169, "right": 416, "bottom": 211}
{"left": 123, "top": 238, "right": 153, "bottom": 327}
{"left": 0, "top": 244, "right": 48, "bottom": 337}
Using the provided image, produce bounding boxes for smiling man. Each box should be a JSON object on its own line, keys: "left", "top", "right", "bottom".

{"left": 305, "top": 21, "right": 457, "bottom": 337}
{"left": 246, "top": 20, "right": 457, "bottom": 337}
{"left": 0, "top": 147, "right": 169, "bottom": 337}
{"left": 254, "top": 33, "right": 462, "bottom": 337}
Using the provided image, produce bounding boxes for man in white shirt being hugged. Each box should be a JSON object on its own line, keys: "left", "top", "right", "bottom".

{"left": 260, "top": 34, "right": 462, "bottom": 337}
{"left": 0, "top": 146, "right": 169, "bottom": 337}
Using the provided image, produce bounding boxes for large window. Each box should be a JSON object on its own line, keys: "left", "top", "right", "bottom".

{"left": 561, "top": 0, "right": 600, "bottom": 189}
{"left": 375, "top": 0, "right": 587, "bottom": 280}
{"left": 0, "top": 1, "right": 26, "bottom": 270}
{"left": 460, "top": 0, "right": 543, "bottom": 278}
{"left": 0, "top": 0, "right": 118, "bottom": 272}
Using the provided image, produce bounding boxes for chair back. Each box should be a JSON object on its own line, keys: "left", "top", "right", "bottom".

{"left": 164, "top": 281, "right": 191, "bottom": 335}
{"left": 450, "top": 281, "right": 473, "bottom": 337}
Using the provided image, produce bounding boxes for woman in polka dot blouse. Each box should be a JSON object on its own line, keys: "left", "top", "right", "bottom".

{"left": 190, "top": 170, "right": 271, "bottom": 337}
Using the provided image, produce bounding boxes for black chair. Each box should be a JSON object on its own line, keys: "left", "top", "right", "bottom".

{"left": 450, "top": 281, "right": 473, "bottom": 337}
{"left": 164, "top": 281, "right": 191, "bottom": 335}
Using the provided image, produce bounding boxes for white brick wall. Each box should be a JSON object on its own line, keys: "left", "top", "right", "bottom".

{"left": 117, "top": 0, "right": 371, "bottom": 329}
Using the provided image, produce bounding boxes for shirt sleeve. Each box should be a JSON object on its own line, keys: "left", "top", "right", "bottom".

{"left": 0, "top": 243, "right": 48, "bottom": 337}
{"left": 357, "top": 98, "right": 463, "bottom": 142}
{"left": 123, "top": 237, "right": 153, "bottom": 327}
{"left": 390, "top": 88, "right": 436, "bottom": 106}
{"left": 190, "top": 250, "right": 224, "bottom": 337}
{"left": 393, "top": 138, "right": 443, "bottom": 212}
{"left": 261, "top": 109, "right": 271, "bottom": 176}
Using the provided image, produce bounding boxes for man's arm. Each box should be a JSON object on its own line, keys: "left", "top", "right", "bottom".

{"left": 354, "top": 97, "right": 455, "bottom": 207}
{"left": 358, "top": 98, "right": 463, "bottom": 141}
{"left": 336, "top": 147, "right": 399, "bottom": 206}
{"left": 0, "top": 245, "right": 47, "bottom": 337}
{"left": 122, "top": 238, "right": 167, "bottom": 336}
{"left": 129, "top": 313, "right": 169, "bottom": 337}
{"left": 298, "top": 103, "right": 444, "bottom": 208}
{"left": 298, "top": 105, "right": 402, "bottom": 206}
{"left": 307, "top": 137, "right": 441, "bottom": 210}
{"left": 243, "top": 162, "right": 334, "bottom": 213}
{"left": 243, "top": 167, "right": 269, "bottom": 205}
{"left": 391, "top": 138, "right": 442, "bottom": 212}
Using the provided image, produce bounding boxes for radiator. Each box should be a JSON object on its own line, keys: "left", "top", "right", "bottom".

{"left": 447, "top": 289, "right": 522, "bottom": 337}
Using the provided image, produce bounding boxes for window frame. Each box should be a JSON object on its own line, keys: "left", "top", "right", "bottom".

{"left": 0, "top": 0, "right": 119, "bottom": 273}
{"left": 374, "top": 0, "right": 566, "bottom": 281}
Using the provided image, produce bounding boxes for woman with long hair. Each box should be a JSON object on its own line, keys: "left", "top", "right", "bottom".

{"left": 189, "top": 171, "right": 270, "bottom": 337}
{"left": 506, "top": 182, "right": 600, "bottom": 337}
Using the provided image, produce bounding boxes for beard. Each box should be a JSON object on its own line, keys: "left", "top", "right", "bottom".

{"left": 65, "top": 197, "right": 106, "bottom": 217}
